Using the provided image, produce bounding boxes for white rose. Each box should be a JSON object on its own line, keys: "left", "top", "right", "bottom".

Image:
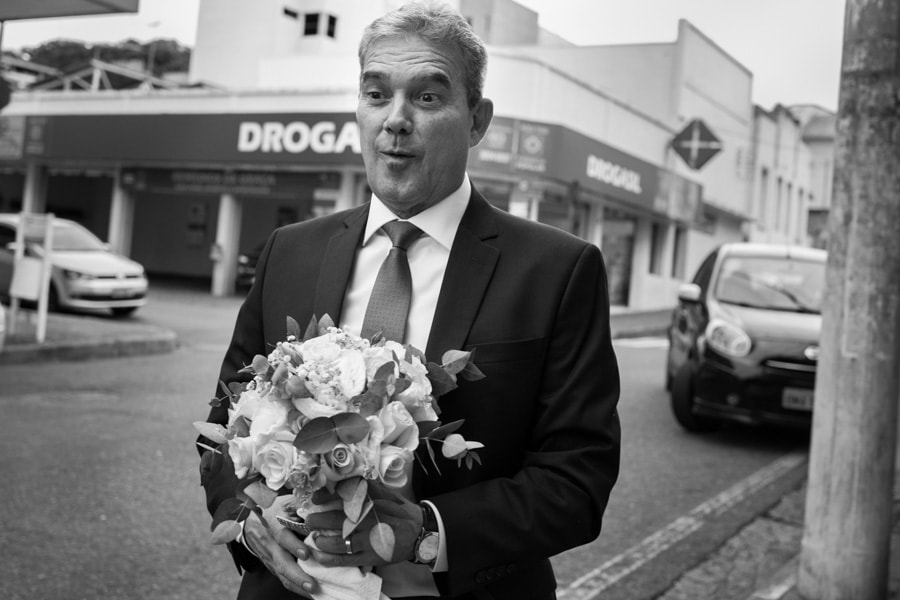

{"left": 363, "top": 346, "right": 398, "bottom": 380}
{"left": 248, "top": 392, "right": 291, "bottom": 438}
{"left": 227, "top": 435, "right": 257, "bottom": 479}
{"left": 254, "top": 439, "right": 297, "bottom": 490}
{"left": 379, "top": 446, "right": 413, "bottom": 489}
{"left": 228, "top": 387, "right": 262, "bottom": 428}
{"left": 297, "top": 336, "right": 342, "bottom": 364}
{"left": 337, "top": 349, "right": 367, "bottom": 398}
{"left": 378, "top": 401, "right": 419, "bottom": 451}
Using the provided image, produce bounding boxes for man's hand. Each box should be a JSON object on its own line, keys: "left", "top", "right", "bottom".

{"left": 304, "top": 483, "right": 423, "bottom": 568}
{"left": 243, "top": 495, "right": 319, "bottom": 597}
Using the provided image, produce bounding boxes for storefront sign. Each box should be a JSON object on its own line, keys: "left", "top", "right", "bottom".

{"left": 16, "top": 113, "right": 364, "bottom": 166}
{"left": 120, "top": 168, "right": 320, "bottom": 198}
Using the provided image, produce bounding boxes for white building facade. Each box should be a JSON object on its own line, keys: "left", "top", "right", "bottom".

{"left": 0, "top": 0, "right": 832, "bottom": 306}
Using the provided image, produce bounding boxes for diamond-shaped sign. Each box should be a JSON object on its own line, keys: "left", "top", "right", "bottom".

{"left": 671, "top": 119, "right": 722, "bottom": 170}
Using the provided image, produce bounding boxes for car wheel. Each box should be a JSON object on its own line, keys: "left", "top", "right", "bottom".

{"left": 670, "top": 364, "right": 720, "bottom": 433}
{"left": 111, "top": 306, "right": 139, "bottom": 318}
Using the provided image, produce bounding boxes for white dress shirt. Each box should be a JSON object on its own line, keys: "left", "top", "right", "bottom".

{"left": 340, "top": 176, "right": 471, "bottom": 596}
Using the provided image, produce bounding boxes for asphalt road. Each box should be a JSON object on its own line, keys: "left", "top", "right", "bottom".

{"left": 0, "top": 283, "right": 810, "bottom": 600}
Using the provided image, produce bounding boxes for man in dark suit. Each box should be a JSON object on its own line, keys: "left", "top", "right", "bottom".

{"left": 200, "top": 2, "right": 620, "bottom": 598}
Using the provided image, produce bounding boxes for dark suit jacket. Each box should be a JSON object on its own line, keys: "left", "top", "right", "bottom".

{"left": 201, "top": 189, "right": 621, "bottom": 600}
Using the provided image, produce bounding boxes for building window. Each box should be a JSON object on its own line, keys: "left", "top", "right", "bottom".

{"left": 304, "top": 13, "right": 320, "bottom": 35}
{"left": 672, "top": 226, "right": 687, "bottom": 279}
{"left": 649, "top": 222, "right": 666, "bottom": 275}
{"left": 283, "top": 7, "right": 299, "bottom": 19}
{"left": 327, "top": 15, "right": 337, "bottom": 38}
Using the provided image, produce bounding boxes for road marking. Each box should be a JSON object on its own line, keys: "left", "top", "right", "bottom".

{"left": 614, "top": 337, "right": 669, "bottom": 349}
{"left": 557, "top": 451, "right": 808, "bottom": 600}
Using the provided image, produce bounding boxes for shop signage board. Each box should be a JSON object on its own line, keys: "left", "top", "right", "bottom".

{"left": 671, "top": 119, "right": 722, "bottom": 170}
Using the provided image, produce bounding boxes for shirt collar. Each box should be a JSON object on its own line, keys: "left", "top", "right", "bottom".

{"left": 364, "top": 175, "right": 471, "bottom": 250}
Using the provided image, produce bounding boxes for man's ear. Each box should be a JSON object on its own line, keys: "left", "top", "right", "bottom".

{"left": 469, "top": 98, "right": 494, "bottom": 147}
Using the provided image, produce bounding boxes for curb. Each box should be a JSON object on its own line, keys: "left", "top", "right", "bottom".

{"left": 0, "top": 329, "right": 179, "bottom": 364}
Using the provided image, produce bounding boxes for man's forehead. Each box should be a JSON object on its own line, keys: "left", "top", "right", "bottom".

{"left": 360, "top": 36, "right": 463, "bottom": 79}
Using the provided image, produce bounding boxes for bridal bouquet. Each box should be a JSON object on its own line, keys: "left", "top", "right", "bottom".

{"left": 195, "top": 315, "right": 484, "bottom": 598}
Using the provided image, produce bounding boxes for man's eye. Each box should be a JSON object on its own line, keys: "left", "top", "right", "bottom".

{"left": 419, "top": 93, "right": 437, "bottom": 104}
{"left": 364, "top": 90, "right": 384, "bottom": 101}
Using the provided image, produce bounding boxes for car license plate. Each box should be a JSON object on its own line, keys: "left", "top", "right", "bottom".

{"left": 782, "top": 388, "right": 814, "bottom": 411}
{"left": 111, "top": 289, "right": 137, "bottom": 298}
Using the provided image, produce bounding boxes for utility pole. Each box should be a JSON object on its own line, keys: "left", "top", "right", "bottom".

{"left": 797, "top": 0, "right": 900, "bottom": 598}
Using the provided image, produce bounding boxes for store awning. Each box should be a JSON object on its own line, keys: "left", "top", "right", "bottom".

{"left": 0, "top": 0, "right": 139, "bottom": 21}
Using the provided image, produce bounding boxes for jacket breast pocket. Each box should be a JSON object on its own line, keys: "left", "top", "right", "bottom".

{"left": 465, "top": 337, "right": 545, "bottom": 365}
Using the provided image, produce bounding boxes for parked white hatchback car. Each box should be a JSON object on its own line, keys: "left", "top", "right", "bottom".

{"left": 0, "top": 214, "right": 148, "bottom": 317}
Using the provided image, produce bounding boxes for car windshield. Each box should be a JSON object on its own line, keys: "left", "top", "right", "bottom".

{"left": 714, "top": 255, "right": 825, "bottom": 313}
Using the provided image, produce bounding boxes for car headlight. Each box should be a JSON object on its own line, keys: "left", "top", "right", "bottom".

{"left": 63, "top": 269, "right": 95, "bottom": 281}
{"left": 704, "top": 319, "right": 752, "bottom": 357}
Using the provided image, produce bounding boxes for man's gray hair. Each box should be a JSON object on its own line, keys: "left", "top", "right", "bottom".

{"left": 358, "top": 0, "right": 487, "bottom": 108}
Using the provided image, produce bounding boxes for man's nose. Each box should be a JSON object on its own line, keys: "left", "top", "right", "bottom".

{"left": 383, "top": 98, "right": 413, "bottom": 135}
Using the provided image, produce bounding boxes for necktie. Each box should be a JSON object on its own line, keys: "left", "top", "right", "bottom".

{"left": 361, "top": 220, "right": 423, "bottom": 343}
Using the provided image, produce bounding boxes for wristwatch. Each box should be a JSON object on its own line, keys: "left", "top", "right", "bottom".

{"left": 413, "top": 503, "right": 440, "bottom": 566}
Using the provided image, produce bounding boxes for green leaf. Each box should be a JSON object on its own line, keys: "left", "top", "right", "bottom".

{"left": 426, "top": 419, "right": 464, "bottom": 440}
{"left": 271, "top": 362, "right": 289, "bottom": 386}
{"left": 373, "top": 361, "right": 396, "bottom": 382}
{"left": 211, "top": 497, "right": 246, "bottom": 531}
{"left": 355, "top": 391, "right": 385, "bottom": 418}
{"left": 232, "top": 416, "right": 251, "bottom": 438}
{"left": 343, "top": 499, "right": 373, "bottom": 539}
{"left": 392, "top": 377, "right": 412, "bottom": 397}
{"left": 251, "top": 354, "right": 270, "bottom": 376}
{"left": 286, "top": 316, "right": 302, "bottom": 339}
{"left": 417, "top": 421, "right": 440, "bottom": 437}
{"left": 460, "top": 361, "right": 486, "bottom": 381}
{"left": 369, "top": 523, "right": 396, "bottom": 562}
{"left": 243, "top": 480, "right": 278, "bottom": 508}
{"left": 333, "top": 413, "right": 371, "bottom": 444}
{"left": 406, "top": 345, "right": 427, "bottom": 363}
{"left": 293, "top": 417, "right": 339, "bottom": 454}
{"left": 337, "top": 478, "right": 368, "bottom": 522}
{"left": 426, "top": 363, "right": 458, "bottom": 397}
{"left": 193, "top": 421, "right": 228, "bottom": 445}
{"left": 440, "top": 349, "right": 472, "bottom": 376}
{"left": 318, "top": 314, "right": 336, "bottom": 333}
{"left": 210, "top": 519, "right": 243, "bottom": 545}
{"left": 303, "top": 315, "right": 319, "bottom": 341}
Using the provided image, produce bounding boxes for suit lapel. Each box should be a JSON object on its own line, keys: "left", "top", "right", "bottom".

{"left": 425, "top": 189, "right": 499, "bottom": 360}
{"left": 313, "top": 205, "right": 369, "bottom": 324}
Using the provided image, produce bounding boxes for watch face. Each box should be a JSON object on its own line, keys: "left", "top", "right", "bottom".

{"left": 417, "top": 532, "right": 440, "bottom": 562}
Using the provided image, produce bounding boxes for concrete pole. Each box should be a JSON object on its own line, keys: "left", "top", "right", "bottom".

{"left": 797, "top": 1, "right": 900, "bottom": 598}
{"left": 210, "top": 193, "right": 241, "bottom": 297}
{"left": 108, "top": 170, "right": 136, "bottom": 256}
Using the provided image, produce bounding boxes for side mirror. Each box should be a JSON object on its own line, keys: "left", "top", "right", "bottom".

{"left": 677, "top": 282, "right": 702, "bottom": 303}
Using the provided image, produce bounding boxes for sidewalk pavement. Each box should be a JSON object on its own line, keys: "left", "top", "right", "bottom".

{"left": 2, "top": 299, "right": 898, "bottom": 599}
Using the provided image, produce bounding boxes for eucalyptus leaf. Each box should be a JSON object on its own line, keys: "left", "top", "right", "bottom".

{"left": 426, "top": 363, "right": 458, "bottom": 397}
{"left": 243, "top": 480, "right": 278, "bottom": 508}
{"left": 286, "top": 315, "right": 302, "bottom": 339}
{"left": 342, "top": 499, "right": 374, "bottom": 538}
{"left": 370, "top": 523, "right": 396, "bottom": 562}
{"left": 293, "top": 417, "right": 339, "bottom": 454}
{"left": 355, "top": 391, "right": 384, "bottom": 418}
{"left": 440, "top": 349, "right": 472, "bottom": 376}
{"left": 373, "top": 361, "right": 395, "bottom": 382}
{"left": 318, "top": 314, "right": 336, "bottom": 333}
{"left": 193, "top": 421, "right": 228, "bottom": 445}
{"left": 337, "top": 478, "right": 368, "bottom": 522}
{"left": 427, "top": 419, "right": 464, "bottom": 439}
{"left": 332, "top": 412, "right": 371, "bottom": 444}
{"left": 460, "top": 360, "right": 486, "bottom": 381}
{"left": 392, "top": 377, "right": 412, "bottom": 397}
{"left": 210, "top": 520, "right": 243, "bottom": 545}
{"left": 251, "top": 354, "right": 270, "bottom": 376}
{"left": 304, "top": 315, "right": 318, "bottom": 341}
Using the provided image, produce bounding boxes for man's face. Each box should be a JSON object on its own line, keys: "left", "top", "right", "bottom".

{"left": 356, "top": 35, "right": 492, "bottom": 218}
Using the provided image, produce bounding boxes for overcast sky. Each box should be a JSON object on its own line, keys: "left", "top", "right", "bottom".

{"left": 1, "top": 0, "right": 846, "bottom": 111}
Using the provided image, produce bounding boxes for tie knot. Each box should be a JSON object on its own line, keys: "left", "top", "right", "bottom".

{"left": 382, "top": 220, "right": 422, "bottom": 251}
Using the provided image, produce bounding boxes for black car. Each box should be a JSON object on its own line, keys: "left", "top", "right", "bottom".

{"left": 665, "top": 242, "right": 827, "bottom": 432}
